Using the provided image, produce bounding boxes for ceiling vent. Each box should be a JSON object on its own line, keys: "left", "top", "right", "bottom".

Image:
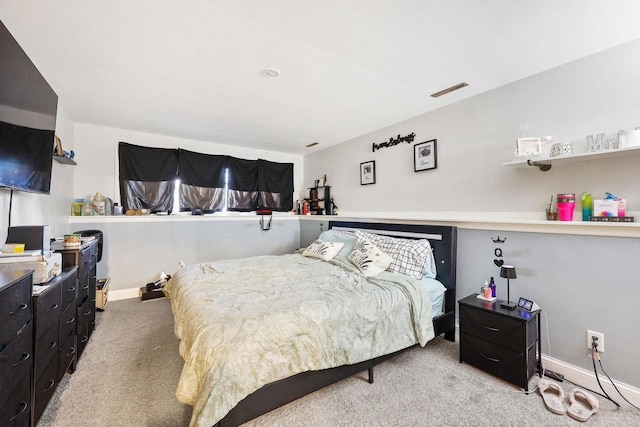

{"left": 430, "top": 82, "right": 469, "bottom": 98}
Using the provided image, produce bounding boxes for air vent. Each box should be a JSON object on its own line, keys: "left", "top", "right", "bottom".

{"left": 430, "top": 82, "right": 469, "bottom": 98}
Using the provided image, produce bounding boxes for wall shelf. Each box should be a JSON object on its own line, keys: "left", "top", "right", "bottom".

{"left": 53, "top": 155, "right": 77, "bottom": 165}
{"left": 502, "top": 145, "right": 640, "bottom": 171}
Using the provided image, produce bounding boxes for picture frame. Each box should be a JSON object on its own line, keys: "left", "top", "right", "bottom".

{"left": 414, "top": 139, "right": 437, "bottom": 172}
{"left": 360, "top": 160, "right": 376, "bottom": 185}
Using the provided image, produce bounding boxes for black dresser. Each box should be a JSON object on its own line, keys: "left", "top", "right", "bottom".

{"left": 459, "top": 294, "right": 541, "bottom": 391}
{"left": 0, "top": 270, "right": 34, "bottom": 427}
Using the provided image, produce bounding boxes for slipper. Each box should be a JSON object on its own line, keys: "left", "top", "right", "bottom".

{"left": 568, "top": 388, "right": 599, "bottom": 422}
{"left": 538, "top": 379, "right": 566, "bottom": 415}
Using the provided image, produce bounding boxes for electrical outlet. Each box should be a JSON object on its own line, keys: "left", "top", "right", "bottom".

{"left": 587, "top": 330, "right": 604, "bottom": 353}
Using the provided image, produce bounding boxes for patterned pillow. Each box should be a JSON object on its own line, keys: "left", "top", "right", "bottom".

{"left": 348, "top": 239, "right": 393, "bottom": 277}
{"left": 353, "top": 230, "right": 436, "bottom": 279}
{"left": 302, "top": 239, "right": 345, "bottom": 261}
{"left": 318, "top": 230, "right": 357, "bottom": 257}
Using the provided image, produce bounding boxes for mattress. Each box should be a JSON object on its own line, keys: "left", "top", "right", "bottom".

{"left": 419, "top": 277, "right": 447, "bottom": 316}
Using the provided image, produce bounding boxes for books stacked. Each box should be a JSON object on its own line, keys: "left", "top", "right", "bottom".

{"left": 589, "top": 216, "right": 635, "bottom": 222}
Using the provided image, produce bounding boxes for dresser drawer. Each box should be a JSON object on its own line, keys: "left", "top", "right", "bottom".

{"left": 0, "top": 275, "right": 31, "bottom": 347}
{"left": 59, "top": 299, "right": 77, "bottom": 341}
{"left": 61, "top": 272, "right": 77, "bottom": 310}
{"left": 77, "top": 272, "right": 90, "bottom": 304}
{"left": 58, "top": 330, "right": 76, "bottom": 382}
{"left": 35, "top": 282, "right": 61, "bottom": 339}
{"left": 0, "top": 325, "right": 32, "bottom": 407}
{"left": 34, "top": 356, "right": 58, "bottom": 424}
{"left": 461, "top": 332, "right": 537, "bottom": 389}
{"left": 460, "top": 306, "right": 537, "bottom": 352}
{"left": 0, "top": 374, "right": 31, "bottom": 427}
{"left": 35, "top": 322, "right": 59, "bottom": 378}
{"left": 79, "top": 246, "right": 95, "bottom": 276}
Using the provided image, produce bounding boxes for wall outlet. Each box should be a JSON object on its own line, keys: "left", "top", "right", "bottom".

{"left": 587, "top": 330, "right": 604, "bottom": 353}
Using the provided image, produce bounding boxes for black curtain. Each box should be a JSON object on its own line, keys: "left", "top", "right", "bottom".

{"left": 257, "top": 159, "right": 294, "bottom": 211}
{"left": 226, "top": 156, "right": 258, "bottom": 211}
{"left": 118, "top": 142, "right": 178, "bottom": 213}
{"left": 177, "top": 149, "right": 227, "bottom": 212}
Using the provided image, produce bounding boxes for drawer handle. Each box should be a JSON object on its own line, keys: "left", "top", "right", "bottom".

{"left": 43, "top": 379, "right": 56, "bottom": 392}
{"left": 66, "top": 317, "right": 76, "bottom": 324}
{"left": 80, "top": 335, "right": 89, "bottom": 343}
{"left": 9, "top": 303, "right": 28, "bottom": 315}
{"left": 67, "top": 346, "right": 76, "bottom": 357}
{"left": 480, "top": 352, "right": 500, "bottom": 363}
{"left": 84, "top": 309, "right": 92, "bottom": 316}
{"left": 12, "top": 352, "right": 30, "bottom": 367}
{"left": 49, "top": 341, "right": 57, "bottom": 350}
{"left": 67, "top": 287, "right": 76, "bottom": 293}
{"left": 9, "top": 401, "right": 28, "bottom": 422}
{"left": 51, "top": 303, "right": 59, "bottom": 310}
{"left": 480, "top": 323, "right": 500, "bottom": 333}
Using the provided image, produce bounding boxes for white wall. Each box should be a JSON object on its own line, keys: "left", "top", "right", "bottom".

{"left": 0, "top": 103, "right": 75, "bottom": 243}
{"left": 304, "top": 39, "right": 640, "bottom": 215}
{"left": 72, "top": 123, "right": 303, "bottom": 204}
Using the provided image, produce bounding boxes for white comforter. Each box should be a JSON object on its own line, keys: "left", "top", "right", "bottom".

{"left": 164, "top": 253, "right": 434, "bottom": 427}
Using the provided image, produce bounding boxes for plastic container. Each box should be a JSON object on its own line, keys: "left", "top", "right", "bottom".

{"left": 557, "top": 193, "right": 575, "bottom": 221}
{"left": 71, "top": 198, "right": 84, "bottom": 216}
{"left": 581, "top": 192, "right": 592, "bottom": 221}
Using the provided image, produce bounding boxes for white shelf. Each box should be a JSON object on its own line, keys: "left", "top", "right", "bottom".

{"left": 502, "top": 145, "right": 640, "bottom": 169}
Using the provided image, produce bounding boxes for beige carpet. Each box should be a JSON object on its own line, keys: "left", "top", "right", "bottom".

{"left": 38, "top": 298, "right": 640, "bottom": 427}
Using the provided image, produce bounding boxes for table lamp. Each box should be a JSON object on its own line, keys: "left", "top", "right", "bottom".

{"left": 499, "top": 265, "right": 517, "bottom": 310}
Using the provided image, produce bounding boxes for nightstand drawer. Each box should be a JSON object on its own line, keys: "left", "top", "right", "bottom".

{"left": 460, "top": 306, "right": 537, "bottom": 352}
{"left": 460, "top": 332, "right": 536, "bottom": 388}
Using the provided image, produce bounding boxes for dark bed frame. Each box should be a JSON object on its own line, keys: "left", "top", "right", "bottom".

{"left": 215, "top": 221, "right": 457, "bottom": 426}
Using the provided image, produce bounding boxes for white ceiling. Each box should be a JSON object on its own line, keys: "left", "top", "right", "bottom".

{"left": 2, "top": 1, "right": 640, "bottom": 155}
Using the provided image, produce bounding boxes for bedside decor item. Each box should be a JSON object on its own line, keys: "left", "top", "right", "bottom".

{"left": 360, "top": 160, "right": 375, "bottom": 185}
{"left": 499, "top": 265, "right": 517, "bottom": 310}
{"left": 586, "top": 133, "right": 605, "bottom": 152}
{"left": 414, "top": 139, "right": 437, "bottom": 172}
{"left": 549, "top": 142, "right": 574, "bottom": 157}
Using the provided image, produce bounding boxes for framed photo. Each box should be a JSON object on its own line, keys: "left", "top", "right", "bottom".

{"left": 360, "top": 160, "right": 376, "bottom": 185}
{"left": 414, "top": 139, "right": 437, "bottom": 172}
{"left": 515, "top": 137, "right": 542, "bottom": 157}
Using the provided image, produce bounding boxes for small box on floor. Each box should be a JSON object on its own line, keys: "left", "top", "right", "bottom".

{"left": 139, "top": 286, "right": 165, "bottom": 301}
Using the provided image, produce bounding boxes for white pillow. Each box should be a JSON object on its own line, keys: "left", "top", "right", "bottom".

{"left": 353, "top": 230, "right": 436, "bottom": 279}
{"left": 302, "top": 239, "right": 345, "bottom": 261}
{"left": 348, "top": 239, "right": 393, "bottom": 277}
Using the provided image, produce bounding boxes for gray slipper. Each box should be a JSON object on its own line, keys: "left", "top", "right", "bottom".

{"left": 568, "top": 388, "right": 599, "bottom": 422}
{"left": 538, "top": 379, "right": 566, "bottom": 415}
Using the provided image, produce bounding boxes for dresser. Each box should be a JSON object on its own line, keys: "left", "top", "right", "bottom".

{"left": 53, "top": 240, "right": 98, "bottom": 360}
{"left": 459, "top": 294, "right": 541, "bottom": 391}
{"left": 32, "top": 267, "right": 77, "bottom": 425}
{"left": 0, "top": 270, "right": 34, "bottom": 427}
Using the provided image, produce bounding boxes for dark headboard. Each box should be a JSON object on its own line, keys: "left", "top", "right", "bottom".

{"left": 328, "top": 221, "right": 458, "bottom": 316}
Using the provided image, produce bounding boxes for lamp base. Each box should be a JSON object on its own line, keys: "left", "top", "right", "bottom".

{"left": 500, "top": 300, "right": 517, "bottom": 310}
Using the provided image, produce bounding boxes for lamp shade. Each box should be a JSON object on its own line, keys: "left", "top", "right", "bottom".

{"left": 500, "top": 265, "right": 517, "bottom": 279}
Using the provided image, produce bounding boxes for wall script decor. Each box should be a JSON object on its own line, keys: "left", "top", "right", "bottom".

{"left": 360, "top": 160, "right": 376, "bottom": 185}
{"left": 414, "top": 139, "right": 437, "bottom": 172}
{"left": 372, "top": 132, "right": 415, "bottom": 152}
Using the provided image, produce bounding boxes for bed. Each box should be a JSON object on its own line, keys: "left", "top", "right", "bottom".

{"left": 164, "top": 221, "right": 457, "bottom": 427}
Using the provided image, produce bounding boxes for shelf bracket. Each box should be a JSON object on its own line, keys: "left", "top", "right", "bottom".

{"left": 527, "top": 159, "right": 552, "bottom": 172}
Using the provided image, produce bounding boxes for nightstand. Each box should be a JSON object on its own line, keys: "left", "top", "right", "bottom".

{"left": 459, "top": 294, "right": 541, "bottom": 391}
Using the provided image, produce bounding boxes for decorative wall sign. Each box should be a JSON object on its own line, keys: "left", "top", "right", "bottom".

{"left": 414, "top": 139, "right": 437, "bottom": 172}
{"left": 360, "top": 160, "right": 375, "bottom": 185}
{"left": 372, "top": 132, "right": 415, "bottom": 152}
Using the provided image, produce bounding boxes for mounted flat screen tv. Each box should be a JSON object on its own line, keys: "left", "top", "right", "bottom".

{"left": 0, "top": 19, "right": 57, "bottom": 194}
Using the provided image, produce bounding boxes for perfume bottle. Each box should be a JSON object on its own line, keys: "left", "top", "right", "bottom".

{"left": 489, "top": 277, "right": 496, "bottom": 298}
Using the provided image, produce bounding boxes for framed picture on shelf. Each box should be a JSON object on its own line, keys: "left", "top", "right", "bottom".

{"left": 414, "top": 139, "right": 437, "bottom": 172}
{"left": 360, "top": 160, "right": 376, "bottom": 185}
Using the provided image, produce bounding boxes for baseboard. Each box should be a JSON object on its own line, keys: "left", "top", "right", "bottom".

{"left": 109, "top": 287, "right": 141, "bottom": 301}
{"left": 542, "top": 355, "right": 640, "bottom": 407}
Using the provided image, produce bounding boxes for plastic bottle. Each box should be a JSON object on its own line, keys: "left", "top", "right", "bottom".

{"left": 581, "top": 192, "right": 592, "bottom": 221}
{"left": 489, "top": 276, "right": 496, "bottom": 298}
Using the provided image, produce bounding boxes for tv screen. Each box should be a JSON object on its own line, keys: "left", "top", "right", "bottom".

{"left": 0, "top": 19, "right": 57, "bottom": 194}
